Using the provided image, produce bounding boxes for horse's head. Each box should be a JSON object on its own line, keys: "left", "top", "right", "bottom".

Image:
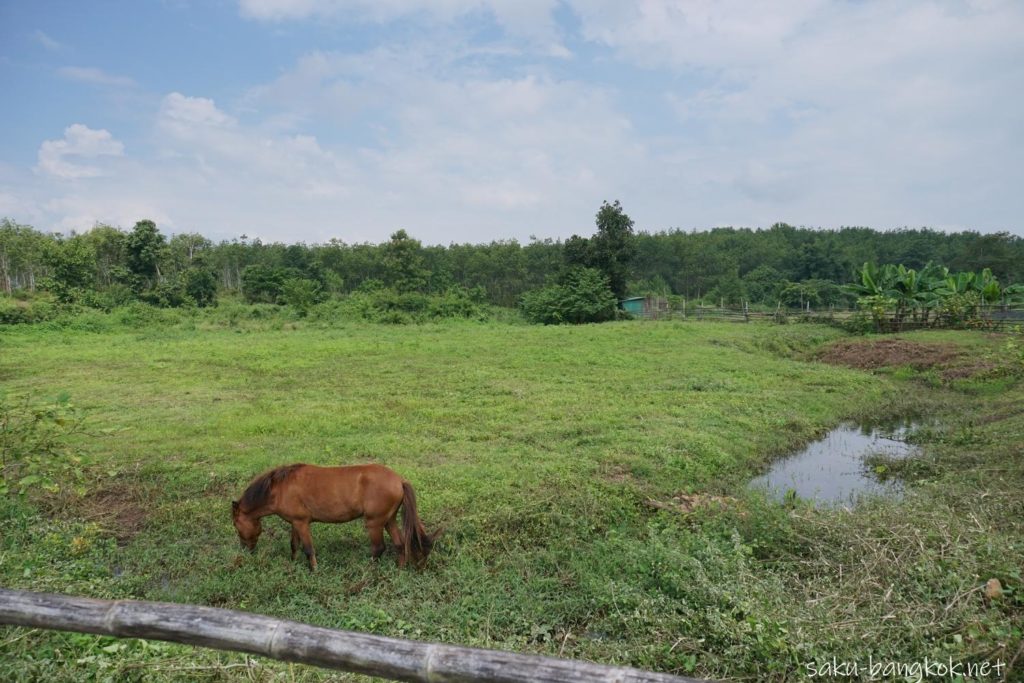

{"left": 413, "top": 527, "right": 445, "bottom": 568}
{"left": 231, "top": 500, "right": 262, "bottom": 551}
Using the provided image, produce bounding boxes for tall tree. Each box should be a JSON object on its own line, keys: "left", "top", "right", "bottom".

{"left": 590, "top": 200, "right": 637, "bottom": 300}
{"left": 168, "top": 233, "right": 212, "bottom": 273}
{"left": 381, "top": 230, "right": 429, "bottom": 293}
{"left": 83, "top": 225, "right": 127, "bottom": 288}
{"left": 124, "top": 220, "right": 167, "bottom": 286}
{"left": 42, "top": 236, "right": 95, "bottom": 299}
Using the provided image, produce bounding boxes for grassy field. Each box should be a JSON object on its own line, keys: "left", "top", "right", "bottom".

{"left": 1, "top": 315, "right": 1022, "bottom": 681}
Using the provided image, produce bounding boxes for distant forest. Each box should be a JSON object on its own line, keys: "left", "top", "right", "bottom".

{"left": 1, "top": 214, "right": 1022, "bottom": 309}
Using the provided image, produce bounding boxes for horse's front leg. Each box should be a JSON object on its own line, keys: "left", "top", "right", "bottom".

{"left": 294, "top": 520, "right": 317, "bottom": 571}
{"left": 290, "top": 526, "right": 300, "bottom": 561}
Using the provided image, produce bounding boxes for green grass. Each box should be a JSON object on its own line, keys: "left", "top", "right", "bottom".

{"left": 1, "top": 317, "right": 1021, "bottom": 681}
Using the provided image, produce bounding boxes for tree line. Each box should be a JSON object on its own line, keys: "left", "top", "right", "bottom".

{"left": 2, "top": 207, "right": 1022, "bottom": 313}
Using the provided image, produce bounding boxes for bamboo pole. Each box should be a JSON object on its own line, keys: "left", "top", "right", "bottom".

{"left": 0, "top": 588, "right": 704, "bottom": 683}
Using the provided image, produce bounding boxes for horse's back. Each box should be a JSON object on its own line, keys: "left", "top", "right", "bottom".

{"left": 284, "top": 463, "right": 404, "bottom": 522}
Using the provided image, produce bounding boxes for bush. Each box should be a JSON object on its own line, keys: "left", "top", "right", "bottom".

{"left": 55, "top": 309, "right": 117, "bottom": 333}
{"left": 198, "top": 299, "right": 282, "bottom": 328}
{"left": 310, "top": 287, "right": 489, "bottom": 324}
{"left": 0, "top": 392, "right": 85, "bottom": 495}
{"left": 143, "top": 278, "right": 190, "bottom": 308}
{"left": 428, "top": 286, "right": 488, "bottom": 321}
{"left": 0, "top": 296, "right": 59, "bottom": 325}
{"left": 113, "top": 302, "right": 184, "bottom": 328}
{"left": 521, "top": 267, "right": 618, "bottom": 324}
{"left": 182, "top": 268, "right": 217, "bottom": 307}
{"left": 241, "top": 265, "right": 287, "bottom": 304}
{"left": 936, "top": 291, "right": 981, "bottom": 328}
{"left": 281, "top": 278, "right": 322, "bottom": 316}
{"left": 78, "top": 284, "right": 135, "bottom": 311}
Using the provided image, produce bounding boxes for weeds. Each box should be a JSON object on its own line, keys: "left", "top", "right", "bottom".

{"left": 0, "top": 392, "right": 87, "bottom": 496}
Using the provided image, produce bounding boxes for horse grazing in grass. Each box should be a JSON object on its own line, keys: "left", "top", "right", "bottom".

{"left": 231, "top": 463, "right": 441, "bottom": 571}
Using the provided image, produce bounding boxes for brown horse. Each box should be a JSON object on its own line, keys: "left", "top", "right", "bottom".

{"left": 231, "top": 463, "right": 441, "bottom": 571}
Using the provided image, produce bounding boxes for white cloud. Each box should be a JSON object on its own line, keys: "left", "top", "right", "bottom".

{"left": 36, "top": 125, "right": 125, "bottom": 180}
{"left": 32, "top": 29, "right": 63, "bottom": 51}
{"left": 22, "top": 47, "right": 641, "bottom": 242}
{"left": 160, "top": 92, "right": 237, "bottom": 128}
{"left": 44, "top": 195, "right": 173, "bottom": 235}
{"left": 157, "top": 92, "right": 350, "bottom": 185}
{"left": 0, "top": 189, "right": 29, "bottom": 220}
{"left": 567, "top": 0, "right": 1024, "bottom": 231}
{"left": 568, "top": 0, "right": 824, "bottom": 70}
{"left": 58, "top": 66, "right": 137, "bottom": 88}
{"left": 240, "top": 47, "right": 641, "bottom": 241}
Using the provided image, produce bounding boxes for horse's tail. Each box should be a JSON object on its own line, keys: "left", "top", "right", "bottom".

{"left": 401, "top": 481, "right": 433, "bottom": 565}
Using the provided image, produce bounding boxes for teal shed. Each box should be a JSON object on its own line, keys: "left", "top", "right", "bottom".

{"left": 620, "top": 297, "right": 646, "bottom": 317}
{"left": 620, "top": 295, "right": 671, "bottom": 320}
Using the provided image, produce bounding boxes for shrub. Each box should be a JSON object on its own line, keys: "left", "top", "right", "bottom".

{"left": 182, "top": 268, "right": 217, "bottom": 307}
{"left": 0, "top": 393, "right": 86, "bottom": 495}
{"left": 281, "top": 278, "right": 322, "bottom": 316}
{"left": 521, "top": 267, "right": 618, "bottom": 324}
{"left": 241, "top": 265, "right": 287, "bottom": 304}
{"left": 113, "top": 302, "right": 183, "bottom": 328}
{"left": 316, "top": 287, "right": 489, "bottom": 324}
{"left": 78, "top": 284, "right": 135, "bottom": 311}
{"left": 936, "top": 291, "right": 981, "bottom": 328}
{"left": 428, "top": 286, "right": 488, "bottom": 321}
{"left": 143, "top": 278, "right": 190, "bottom": 308}
{"left": 0, "top": 294, "right": 65, "bottom": 325}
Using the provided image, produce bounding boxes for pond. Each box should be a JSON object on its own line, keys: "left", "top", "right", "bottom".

{"left": 749, "top": 420, "right": 921, "bottom": 507}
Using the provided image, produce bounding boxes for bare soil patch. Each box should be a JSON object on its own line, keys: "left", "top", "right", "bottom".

{"left": 602, "top": 464, "right": 637, "bottom": 485}
{"left": 644, "top": 493, "right": 738, "bottom": 515}
{"left": 939, "top": 360, "right": 1001, "bottom": 380}
{"left": 72, "top": 485, "right": 149, "bottom": 544}
{"left": 819, "top": 338, "right": 1004, "bottom": 382}
{"left": 819, "top": 338, "right": 963, "bottom": 371}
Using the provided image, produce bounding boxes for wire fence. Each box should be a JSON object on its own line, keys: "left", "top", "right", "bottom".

{"left": 626, "top": 296, "right": 1024, "bottom": 332}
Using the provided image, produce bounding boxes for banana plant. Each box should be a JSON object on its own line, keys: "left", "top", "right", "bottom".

{"left": 844, "top": 262, "right": 897, "bottom": 298}
{"left": 974, "top": 268, "right": 1002, "bottom": 304}
{"left": 1004, "top": 283, "right": 1024, "bottom": 305}
{"left": 847, "top": 261, "right": 1017, "bottom": 329}
{"left": 910, "top": 262, "right": 947, "bottom": 322}
{"left": 938, "top": 270, "right": 975, "bottom": 297}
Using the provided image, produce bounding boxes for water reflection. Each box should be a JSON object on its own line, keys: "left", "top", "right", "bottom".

{"left": 749, "top": 421, "right": 920, "bottom": 507}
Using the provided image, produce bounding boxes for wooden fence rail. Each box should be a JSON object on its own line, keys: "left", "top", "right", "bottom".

{"left": 0, "top": 587, "right": 704, "bottom": 683}
{"left": 659, "top": 303, "right": 1024, "bottom": 330}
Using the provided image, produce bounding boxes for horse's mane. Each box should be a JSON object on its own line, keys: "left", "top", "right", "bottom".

{"left": 239, "top": 463, "right": 304, "bottom": 511}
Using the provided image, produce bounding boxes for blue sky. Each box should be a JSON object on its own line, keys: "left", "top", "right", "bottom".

{"left": 1, "top": 1, "right": 1022, "bottom": 244}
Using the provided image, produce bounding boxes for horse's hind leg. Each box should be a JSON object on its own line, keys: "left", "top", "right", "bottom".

{"left": 294, "top": 521, "right": 317, "bottom": 572}
{"left": 290, "top": 526, "right": 299, "bottom": 561}
{"left": 366, "top": 519, "right": 387, "bottom": 561}
{"left": 386, "top": 517, "right": 406, "bottom": 568}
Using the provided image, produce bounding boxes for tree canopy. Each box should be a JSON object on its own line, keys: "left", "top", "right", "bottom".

{"left": 2, "top": 210, "right": 1022, "bottom": 315}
